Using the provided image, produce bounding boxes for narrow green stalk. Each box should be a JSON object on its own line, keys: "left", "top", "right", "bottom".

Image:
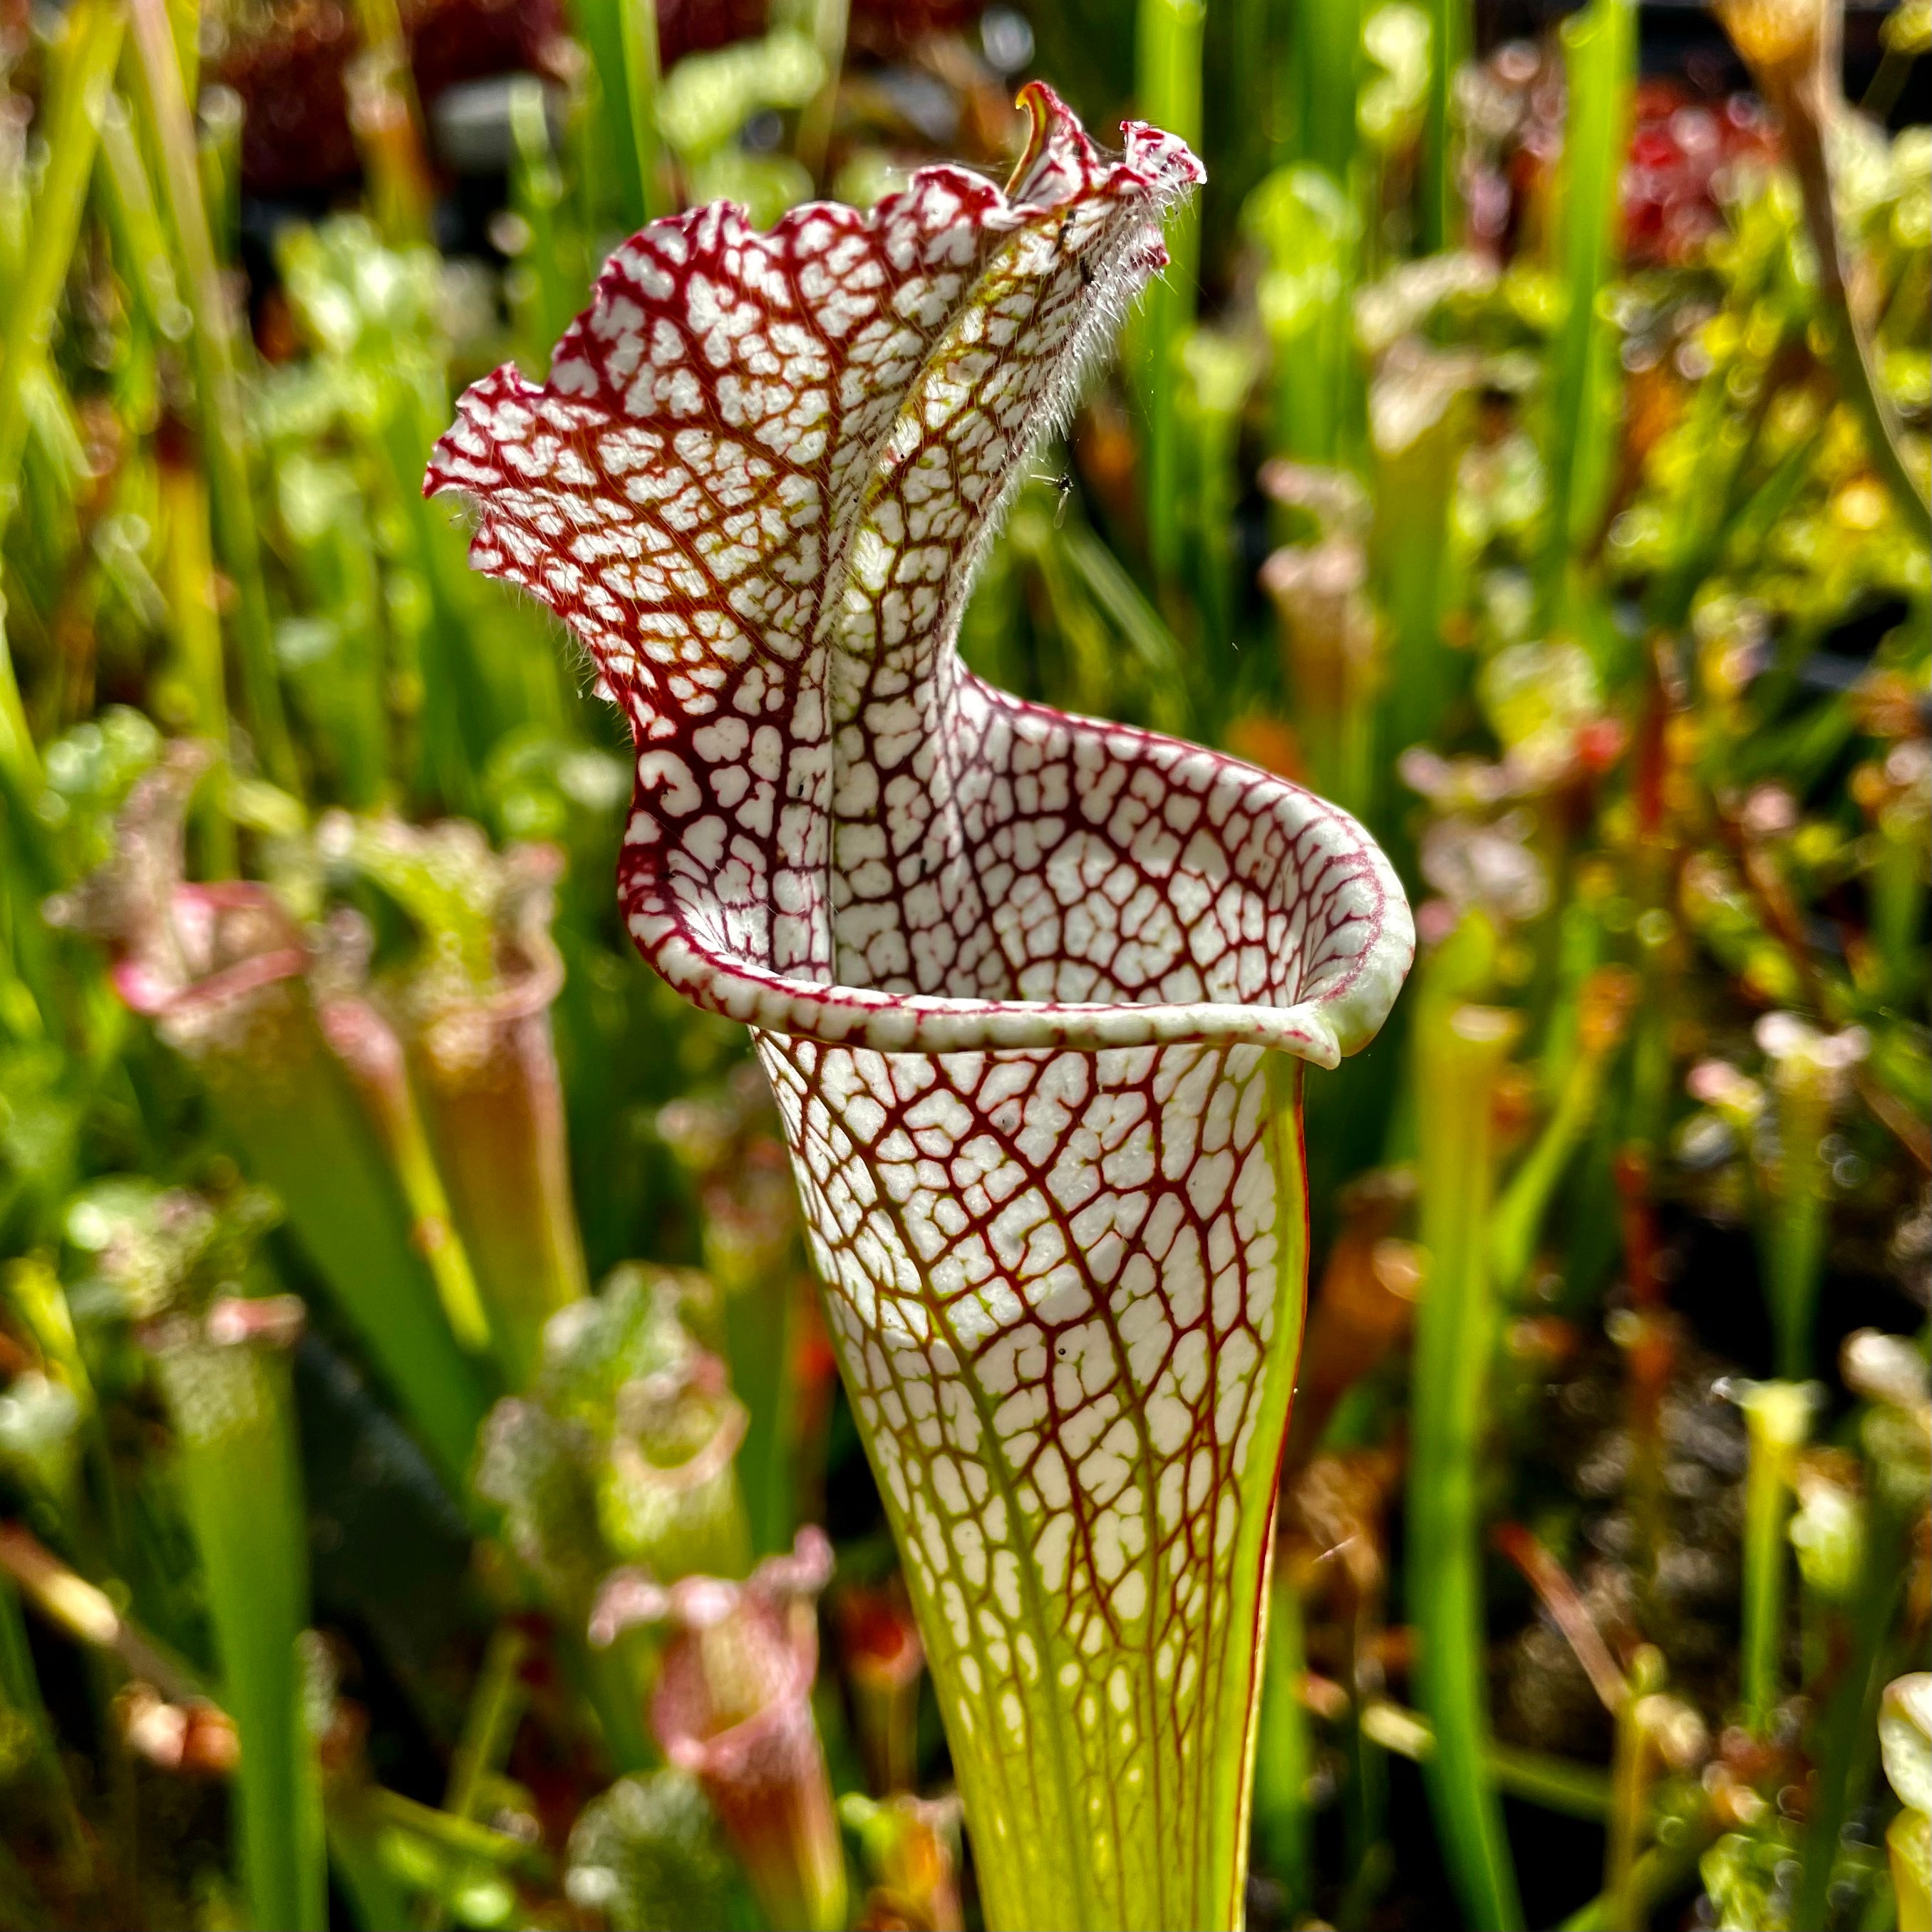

{"left": 363, "top": 1785, "right": 552, "bottom": 1874}
{"left": 446, "top": 1627, "right": 528, "bottom": 1819}
{"left": 0, "top": 0, "right": 123, "bottom": 509}
{"left": 1339, "top": 1705, "right": 1393, "bottom": 1930}
{"left": 1252, "top": 1562, "right": 1315, "bottom": 1918}
{"left": 1490, "top": 969, "right": 1633, "bottom": 1296}
{"left": 1764, "top": 1147, "right": 1827, "bottom": 1385}
{"left": 1291, "top": 0, "right": 1363, "bottom": 183}
{"left": 1011, "top": 488, "right": 1154, "bottom": 723}
{"left": 1179, "top": 331, "right": 1258, "bottom": 686}
{"left": 0, "top": 0, "right": 125, "bottom": 787}
{"left": 1559, "top": 1829, "right": 1714, "bottom": 1932}
{"left": 1494, "top": 1742, "right": 1611, "bottom": 1824}
{"left": 1539, "top": 0, "right": 1634, "bottom": 616}
{"left": 195, "top": 81, "right": 243, "bottom": 263}
{"left": 157, "top": 448, "right": 237, "bottom": 875}
{"left": 1536, "top": 894, "right": 1606, "bottom": 1097}
{"left": 1247, "top": 165, "right": 1360, "bottom": 467}
{"left": 1226, "top": 0, "right": 1278, "bottom": 190}
{"left": 1408, "top": 978, "right": 1526, "bottom": 1931}
{"left": 152, "top": 1325, "right": 327, "bottom": 1932}
{"left": 562, "top": 0, "right": 645, "bottom": 225}
{"left": 1417, "top": 0, "right": 1469, "bottom": 252}
{"left": 1057, "top": 521, "right": 1189, "bottom": 735}
{"left": 507, "top": 77, "right": 587, "bottom": 371}
{"left": 323, "top": 1807, "right": 417, "bottom": 1932}
{"left": 367, "top": 371, "right": 563, "bottom": 797}
{"left": 125, "top": 0, "right": 299, "bottom": 789}
{"left": 1604, "top": 1646, "right": 1663, "bottom": 1930}
{"left": 1732, "top": 1379, "right": 1816, "bottom": 1735}
{"left": 95, "top": 88, "right": 190, "bottom": 343}
{"left": 161, "top": 0, "right": 197, "bottom": 95}
{"left": 718, "top": 1273, "right": 798, "bottom": 1560}
{"left": 423, "top": 1626, "right": 529, "bottom": 1931}
{"left": 199, "top": 1011, "right": 495, "bottom": 1484}
{"left": 1792, "top": 1405, "right": 1921, "bottom": 1931}
{"left": 1134, "top": 0, "right": 1204, "bottom": 589}
{"left": 319, "top": 996, "right": 495, "bottom": 1360}
{"left": 617, "top": 0, "right": 668, "bottom": 221}
{"left": 344, "top": 0, "right": 433, "bottom": 247}
{"left": 1358, "top": 1699, "right": 1612, "bottom": 1820}
{"left": 1783, "top": 105, "right": 1930, "bottom": 530}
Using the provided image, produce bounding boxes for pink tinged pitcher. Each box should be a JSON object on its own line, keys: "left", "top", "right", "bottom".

{"left": 427, "top": 83, "right": 1412, "bottom": 1931}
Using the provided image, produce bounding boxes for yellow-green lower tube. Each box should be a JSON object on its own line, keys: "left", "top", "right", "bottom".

{"left": 765, "top": 1038, "right": 1311, "bottom": 1930}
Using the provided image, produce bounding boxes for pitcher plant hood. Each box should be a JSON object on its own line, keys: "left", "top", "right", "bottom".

{"left": 424, "top": 82, "right": 1412, "bottom": 1068}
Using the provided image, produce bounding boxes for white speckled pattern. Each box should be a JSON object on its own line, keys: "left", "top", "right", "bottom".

{"left": 428, "top": 83, "right": 1410, "bottom": 1931}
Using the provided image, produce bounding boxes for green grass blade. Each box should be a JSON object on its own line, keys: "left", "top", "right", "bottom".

{"left": 1251, "top": 1566, "right": 1315, "bottom": 1918}
{"left": 1539, "top": 0, "right": 1635, "bottom": 616}
{"left": 1058, "top": 518, "right": 1189, "bottom": 732}
{"left": 1134, "top": 0, "right": 1204, "bottom": 589}
{"left": 125, "top": 0, "right": 299, "bottom": 790}
{"left": 1360, "top": 1699, "right": 1612, "bottom": 1819}
{"left": 1179, "top": 329, "right": 1259, "bottom": 694}
{"left": 1407, "top": 937, "right": 1526, "bottom": 1932}
{"left": 562, "top": 0, "right": 645, "bottom": 227}
{"left": 344, "top": 0, "right": 434, "bottom": 246}
{"left": 1246, "top": 164, "right": 1360, "bottom": 466}
{"left": 157, "top": 450, "right": 237, "bottom": 874}
{"left": 618, "top": 0, "right": 668, "bottom": 220}
{"left": 0, "top": 0, "right": 127, "bottom": 788}
{"left": 1417, "top": 0, "right": 1469, "bottom": 252}
{"left": 1293, "top": 0, "right": 1363, "bottom": 183}
{"left": 508, "top": 77, "right": 589, "bottom": 369}
{"left": 1491, "top": 973, "right": 1633, "bottom": 1296}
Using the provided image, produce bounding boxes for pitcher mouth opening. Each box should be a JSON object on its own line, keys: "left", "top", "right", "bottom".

{"left": 623, "top": 711, "right": 1415, "bottom": 1065}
